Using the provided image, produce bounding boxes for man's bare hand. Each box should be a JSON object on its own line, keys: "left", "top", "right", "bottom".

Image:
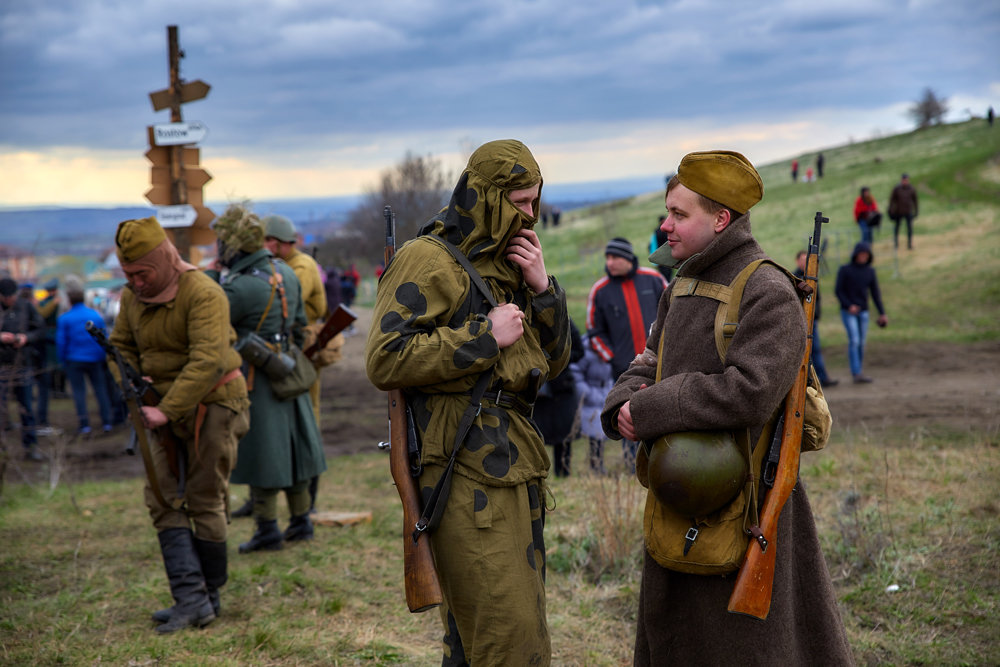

{"left": 488, "top": 303, "right": 525, "bottom": 348}
{"left": 617, "top": 383, "right": 648, "bottom": 441}
{"left": 140, "top": 406, "right": 168, "bottom": 429}
{"left": 506, "top": 229, "right": 549, "bottom": 293}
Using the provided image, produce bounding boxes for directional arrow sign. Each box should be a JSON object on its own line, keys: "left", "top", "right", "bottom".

{"left": 149, "top": 80, "right": 211, "bottom": 111}
{"left": 150, "top": 165, "right": 212, "bottom": 189}
{"left": 152, "top": 121, "right": 208, "bottom": 146}
{"left": 156, "top": 205, "right": 198, "bottom": 228}
{"left": 145, "top": 144, "right": 199, "bottom": 166}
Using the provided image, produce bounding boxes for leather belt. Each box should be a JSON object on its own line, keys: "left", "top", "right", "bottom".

{"left": 482, "top": 388, "right": 535, "bottom": 418}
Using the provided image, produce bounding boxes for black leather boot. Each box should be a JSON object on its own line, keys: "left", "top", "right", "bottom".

{"left": 194, "top": 538, "right": 227, "bottom": 616}
{"left": 308, "top": 476, "right": 319, "bottom": 514}
{"left": 153, "top": 538, "right": 227, "bottom": 624}
{"left": 283, "top": 513, "right": 314, "bottom": 543}
{"left": 238, "top": 519, "right": 283, "bottom": 553}
{"left": 153, "top": 528, "right": 216, "bottom": 634}
{"left": 231, "top": 495, "right": 253, "bottom": 519}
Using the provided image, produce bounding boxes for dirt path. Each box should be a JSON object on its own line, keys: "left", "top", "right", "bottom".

{"left": 7, "top": 307, "right": 998, "bottom": 486}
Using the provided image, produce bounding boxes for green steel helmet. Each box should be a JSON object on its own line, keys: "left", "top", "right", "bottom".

{"left": 645, "top": 430, "right": 747, "bottom": 518}
{"left": 262, "top": 214, "right": 297, "bottom": 243}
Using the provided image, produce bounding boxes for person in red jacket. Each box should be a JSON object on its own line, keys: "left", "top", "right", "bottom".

{"left": 854, "top": 186, "right": 882, "bottom": 244}
{"left": 586, "top": 237, "right": 667, "bottom": 470}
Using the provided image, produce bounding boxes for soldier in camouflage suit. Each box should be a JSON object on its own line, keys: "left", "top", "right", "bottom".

{"left": 366, "top": 140, "right": 571, "bottom": 666}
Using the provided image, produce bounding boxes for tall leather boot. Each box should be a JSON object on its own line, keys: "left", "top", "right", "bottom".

{"left": 193, "top": 537, "right": 227, "bottom": 617}
{"left": 231, "top": 496, "right": 253, "bottom": 519}
{"left": 152, "top": 538, "right": 226, "bottom": 624}
{"left": 284, "top": 513, "right": 314, "bottom": 543}
{"left": 154, "top": 528, "right": 216, "bottom": 634}
{"left": 238, "top": 518, "right": 283, "bottom": 554}
{"left": 308, "top": 476, "right": 319, "bottom": 514}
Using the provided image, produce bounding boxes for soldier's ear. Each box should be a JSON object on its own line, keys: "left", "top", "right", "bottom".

{"left": 714, "top": 209, "right": 731, "bottom": 233}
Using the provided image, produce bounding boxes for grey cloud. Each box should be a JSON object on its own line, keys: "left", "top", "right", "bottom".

{"left": 0, "top": 0, "right": 997, "bottom": 156}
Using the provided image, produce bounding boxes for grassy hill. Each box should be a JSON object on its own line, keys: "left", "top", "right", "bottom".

{"left": 540, "top": 118, "right": 1000, "bottom": 345}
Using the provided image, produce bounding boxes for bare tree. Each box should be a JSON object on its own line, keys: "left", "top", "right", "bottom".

{"left": 909, "top": 88, "right": 949, "bottom": 129}
{"left": 323, "top": 152, "right": 453, "bottom": 268}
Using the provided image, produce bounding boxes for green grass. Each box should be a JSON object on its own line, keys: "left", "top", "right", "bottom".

{"left": 2, "top": 425, "right": 998, "bottom": 665}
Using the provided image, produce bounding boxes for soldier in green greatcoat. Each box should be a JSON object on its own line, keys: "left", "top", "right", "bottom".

{"left": 209, "top": 204, "right": 327, "bottom": 554}
{"left": 366, "top": 140, "right": 571, "bottom": 665}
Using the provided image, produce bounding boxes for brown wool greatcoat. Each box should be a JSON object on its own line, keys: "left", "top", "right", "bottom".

{"left": 602, "top": 214, "right": 855, "bottom": 665}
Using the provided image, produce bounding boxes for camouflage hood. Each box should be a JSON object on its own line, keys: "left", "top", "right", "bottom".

{"left": 418, "top": 139, "right": 542, "bottom": 287}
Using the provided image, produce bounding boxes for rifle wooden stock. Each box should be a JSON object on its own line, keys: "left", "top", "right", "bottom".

{"left": 388, "top": 390, "right": 443, "bottom": 612}
{"left": 727, "top": 212, "right": 827, "bottom": 619}
{"left": 382, "top": 205, "right": 443, "bottom": 613}
{"left": 303, "top": 304, "right": 357, "bottom": 360}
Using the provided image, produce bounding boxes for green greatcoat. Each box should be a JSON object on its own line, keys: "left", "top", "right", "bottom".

{"left": 219, "top": 249, "right": 326, "bottom": 489}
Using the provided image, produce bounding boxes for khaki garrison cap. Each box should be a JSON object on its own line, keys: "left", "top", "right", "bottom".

{"left": 677, "top": 150, "right": 764, "bottom": 214}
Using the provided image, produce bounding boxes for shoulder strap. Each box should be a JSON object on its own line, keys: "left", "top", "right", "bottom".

{"left": 669, "top": 259, "right": 793, "bottom": 362}
{"left": 423, "top": 236, "right": 500, "bottom": 309}
{"left": 252, "top": 260, "right": 289, "bottom": 335}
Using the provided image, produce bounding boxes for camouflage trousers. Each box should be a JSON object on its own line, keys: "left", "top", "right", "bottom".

{"left": 145, "top": 403, "right": 249, "bottom": 542}
{"left": 421, "top": 465, "right": 550, "bottom": 666}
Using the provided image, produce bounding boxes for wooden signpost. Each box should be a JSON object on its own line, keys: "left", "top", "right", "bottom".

{"left": 145, "top": 26, "right": 215, "bottom": 258}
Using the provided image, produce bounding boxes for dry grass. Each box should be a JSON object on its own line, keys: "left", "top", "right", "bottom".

{"left": 3, "top": 424, "right": 999, "bottom": 665}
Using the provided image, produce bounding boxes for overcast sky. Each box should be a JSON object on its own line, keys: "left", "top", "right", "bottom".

{"left": 1, "top": 0, "right": 997, "bottom": 207}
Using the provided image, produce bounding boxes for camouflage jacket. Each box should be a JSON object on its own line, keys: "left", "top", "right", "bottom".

{"left": 366, "top": 235, "right": 570, "bottom": 486}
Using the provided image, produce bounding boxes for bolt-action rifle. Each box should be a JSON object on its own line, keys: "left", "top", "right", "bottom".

{"left": 726, "top": 212, "right": 828, "bottom": 619}
{"left": 86, "top": 321, "right": 183, "bottom": 510}
{"left": 302, "top": 304, "right": 357, "bottom": 360}
{"left": 378, "top": 205, "right": 443, "bottom": 613}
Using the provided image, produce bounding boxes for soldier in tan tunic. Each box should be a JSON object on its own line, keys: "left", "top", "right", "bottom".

{"left": 110, "top": 217, "right": 250, "bottom": 633}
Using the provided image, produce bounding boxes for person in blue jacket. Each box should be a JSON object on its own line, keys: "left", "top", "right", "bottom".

{"left": 56, "top": 276, "right": 113, "bottom": 434}
{"left": 834, "top": 242, "right": 889, "bottom": 383}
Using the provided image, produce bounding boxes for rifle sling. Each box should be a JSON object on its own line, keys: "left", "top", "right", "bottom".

{"left": 411, "top": 235, "right": 501, "bottom": 540}
{"left": 413, "top": 369, "right": 493, "bottom": 541}
{"left": 427, "top": 236, "right": 501, "bottom": 309}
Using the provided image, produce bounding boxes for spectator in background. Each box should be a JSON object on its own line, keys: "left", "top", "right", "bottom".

{"left": 35, "top": 277, "right": 64, "bottom": 430}
{"left": 835, "top": 241, "right": 888, "bottom": 384}
{"left": 816, "top": 152, "right": 825, "bottom": 178}
{"left": 571, "top": 333, "right": 614, "bottom": 474}
{"left": 534, "top": 320, "right": 584, "bottom": 477}
{"left": 0, "top": 276, "right": 45, "bottom": 461}
{"left": 649, "top": 215, "right": 673, "bottom": 282}
{"left": 56, "top": 275, "right": 113, "bottom": 435}
{"left": 888, "top": 173, "right": 919, "bottom": 250}
{"left": 324, "top": 265, "right": 342, "bottom": 313}
{"left": 791, "top": 159, "right": 799, "bottom": 182}
{"left": 586, "top": 237, "right": 667, "bottom": 470}
{"left": 794, "top": 251, "right": 837, "bottom": 388}
{"left": 340, "top": 263, "right": 360, "bottom": 308}
{"left": 853, "top": 186, "right": 881, "bottom": 244}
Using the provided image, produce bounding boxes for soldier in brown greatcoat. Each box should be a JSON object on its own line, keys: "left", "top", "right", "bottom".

{"left": 603, "top": 151, "right": 854, "bottom": 665}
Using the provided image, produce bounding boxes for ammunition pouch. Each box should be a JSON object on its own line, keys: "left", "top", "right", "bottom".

{"left": 235, "top": 332, "right": 296, "bottom": 381}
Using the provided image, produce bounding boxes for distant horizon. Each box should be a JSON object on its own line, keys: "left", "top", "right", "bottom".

{"left": 0, "top": 172, "right": 669, "bottom": 214}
